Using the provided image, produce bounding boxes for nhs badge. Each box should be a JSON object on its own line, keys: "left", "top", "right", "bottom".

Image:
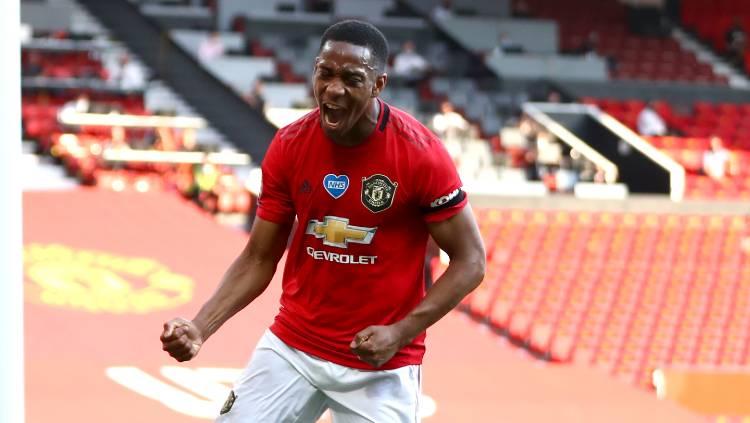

{"left": 323, "top": 174, "right": 349, "bottom": 199}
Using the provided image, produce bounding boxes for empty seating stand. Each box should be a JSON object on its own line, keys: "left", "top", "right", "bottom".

{"left": 681, "top": 0, "right": 750, "bottom": 74}
{"left": 20, "top": 35, "right": 251, "bottom": 215}
{"left": 451, "top": 209, "right": 750, "bottom": 389}
{"left": 526, "top": 0, "right": 727, "bottom": 84}
{"left": 22, "top": 49, "right": 107, "bottom": 79}
{"left": 582, "top": 97, "right": 750, "bottom": 199}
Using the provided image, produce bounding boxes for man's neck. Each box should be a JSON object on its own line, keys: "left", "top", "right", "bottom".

{"left": 331, "top": 99, "right": 380, "bottom": 147}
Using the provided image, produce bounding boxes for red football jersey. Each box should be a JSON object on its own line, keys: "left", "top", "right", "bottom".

{"left": 257, "top": 100, "right": 467, "bottom": 370}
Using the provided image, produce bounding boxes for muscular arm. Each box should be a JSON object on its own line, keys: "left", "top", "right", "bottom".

{"left": 192, "top": 217, "right": 292, "bottom": 341}
{"left": 351, "top": 205, "right": 485, "bottom": 366}
{"left": 394, "top": 205, "right": 485, "bottom": 343}
{"left": 161, "top": 217, "right": 292, "bottom": 361}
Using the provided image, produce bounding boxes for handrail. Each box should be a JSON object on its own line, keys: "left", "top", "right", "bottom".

{"left": 591, "top": 107, "right": 685, "bottom": 202}
{"left": 102, "top": 148, "right": 249, "bottom": 165}
{"left": 523, "top": 102, "right": 619, "bottom": 184}
{"left": 59, "top": 109, "right": 206, "bottom": 129}
{"left": 524, "top": 102, "right": 686, "bottom": 201}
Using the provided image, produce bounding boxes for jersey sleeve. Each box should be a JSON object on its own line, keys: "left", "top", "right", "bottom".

{"left": 416, "top": 140, "right": 468, "bottom": 223}
{"left": 256, "top": 134, "right": 295, "bottom": 224}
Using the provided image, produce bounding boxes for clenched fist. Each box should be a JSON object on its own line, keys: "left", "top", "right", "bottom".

{"left": 160, "top": 318, "right": 203, "bottom": 362}
{"left": 349, "top": 325, "right": 405, "bottom": 368}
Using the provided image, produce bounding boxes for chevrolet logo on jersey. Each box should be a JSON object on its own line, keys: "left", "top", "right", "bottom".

{"left": 305, "top": 216, "right": 377, "bottom": 248}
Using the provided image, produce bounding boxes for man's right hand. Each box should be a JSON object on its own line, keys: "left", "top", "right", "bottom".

{"left": 160, "top": 318, "right": 203, "bottom": 362}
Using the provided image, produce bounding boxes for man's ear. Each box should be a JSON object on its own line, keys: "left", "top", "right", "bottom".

{"left": 372, "top": 73, "right": 388, "bottom": 97}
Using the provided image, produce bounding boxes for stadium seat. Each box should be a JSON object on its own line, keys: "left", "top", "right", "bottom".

{"left": 452, "top": 208, "right": 750, "bottom": 388}
{"left": 525, "top": 0, "right": 725, "bottom": 83}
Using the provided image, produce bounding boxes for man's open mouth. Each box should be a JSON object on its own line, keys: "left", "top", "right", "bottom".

{"left": 322, "top": 103, "right": 347, "bottom": 130}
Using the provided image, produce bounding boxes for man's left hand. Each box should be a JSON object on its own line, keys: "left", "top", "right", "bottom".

{"left": 350, "top": 325, "right": 406, "bottom": 368}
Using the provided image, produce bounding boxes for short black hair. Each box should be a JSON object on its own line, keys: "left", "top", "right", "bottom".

{"left": 319, "top": 19, "right": 389, "bottom": 72}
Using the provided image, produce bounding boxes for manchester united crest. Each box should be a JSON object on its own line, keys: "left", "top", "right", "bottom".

{"left": 361, "top": 174, "right": 398, "bottom": 213}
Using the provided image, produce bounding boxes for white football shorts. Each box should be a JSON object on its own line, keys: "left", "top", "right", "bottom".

{"left": 216, "top": 329, "right": 421, "bottom": 423}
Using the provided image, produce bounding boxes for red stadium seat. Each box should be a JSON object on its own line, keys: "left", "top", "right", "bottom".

{"left": 465, "top": 206, "right": 750, "bottom": 389}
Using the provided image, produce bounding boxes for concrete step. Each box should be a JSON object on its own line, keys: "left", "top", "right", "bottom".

{"left": 22, "top": 140, "right": 37, "bottom": 155}
{"left": 22, "top": 154, "right": 79, "bottom": 191}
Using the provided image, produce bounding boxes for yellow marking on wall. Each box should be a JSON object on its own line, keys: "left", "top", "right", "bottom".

{"left": 24, "top": 243, "right": 194, "bottom": 313}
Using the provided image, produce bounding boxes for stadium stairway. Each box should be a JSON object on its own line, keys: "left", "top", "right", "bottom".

{"left": 672, "top": 27, "right": 750, "bottom": 89}
{"left": 526, "top": 102, "right": 676, "bottom": 197}
{"left": 22, "top": 141, "right": 78, "bottom": 191}
{"left": 75, "top": 0, "right": 276, "bottom": 162}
